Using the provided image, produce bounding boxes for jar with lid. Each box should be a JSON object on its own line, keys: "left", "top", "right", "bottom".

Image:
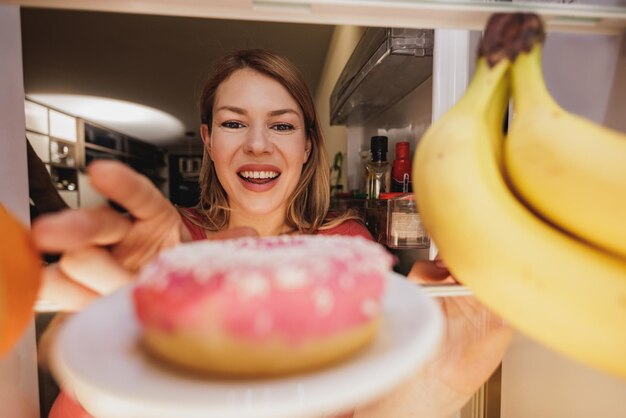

{"left": 386, "top": 194, "right": 430, "bottom": 249}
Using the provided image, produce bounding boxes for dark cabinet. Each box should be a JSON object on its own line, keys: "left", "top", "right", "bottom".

{"left": 168, "top": 154, "right": 201, "bottom": 207}
{"left": 82, "top": 122, "right": 166, "bottom": 189}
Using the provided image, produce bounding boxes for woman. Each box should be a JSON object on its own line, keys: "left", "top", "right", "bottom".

{"left": 33, "top": 49, "right": 511, "bottom": 418}
{"left": 181, "top": 48, "right": 370, "bottom": 239}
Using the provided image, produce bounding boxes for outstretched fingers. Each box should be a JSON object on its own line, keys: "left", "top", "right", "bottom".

{"left": 60, "top": 246, "right": 134, "bottom": 295}
{"left": 32, "top": 206, "right": 132, "bottom": 252}
{"left": 88, "top": 160, "right": 175, "bottom": 221}
{"left": 407, "top": 259, "right": 454, "bottom": 284}
{"left": 38, "top": 265, "right": 99, "bottom": 312}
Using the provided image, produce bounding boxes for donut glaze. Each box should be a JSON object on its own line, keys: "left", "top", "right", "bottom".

{"left": 132, "top": 234, "right": 393, "bottom": 375}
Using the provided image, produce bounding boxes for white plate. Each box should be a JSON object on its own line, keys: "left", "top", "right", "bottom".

{"left": 50, "top": 272, "right": 444, "bottom": 418}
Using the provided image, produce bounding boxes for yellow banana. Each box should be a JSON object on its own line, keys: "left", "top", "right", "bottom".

{"left": 413, "top": 18, "right": 626, "bottom": 378}
{"left": 505, "top": 41, "right": 626, "bottom": 259}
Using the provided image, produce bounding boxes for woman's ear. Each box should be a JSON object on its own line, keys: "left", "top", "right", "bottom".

{"left": 303, "top": 139, "right": 312, "bottom": 164}
{"left": 200, "top": 124, "right": 212, "bottom": 159}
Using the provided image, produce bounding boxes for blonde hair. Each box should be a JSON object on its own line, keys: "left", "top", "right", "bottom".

{"left": 190, "top": 49, "right": 356, "bottom": 234}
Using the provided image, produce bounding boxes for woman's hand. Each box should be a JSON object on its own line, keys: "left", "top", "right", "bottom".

{"left": 32, "top": 160, "right": 255, "bottom": 311}
{"left": 353, "top": 260, "right": 513, "bottom": 418}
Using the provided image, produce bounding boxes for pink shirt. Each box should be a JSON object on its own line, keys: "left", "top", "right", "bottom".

{"left": 178, "top": 207, "right": 373, "bottom": 241}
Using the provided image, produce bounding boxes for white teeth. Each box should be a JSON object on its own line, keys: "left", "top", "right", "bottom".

{"left": 240, "top": 171, "right": 279, "bottom": 179}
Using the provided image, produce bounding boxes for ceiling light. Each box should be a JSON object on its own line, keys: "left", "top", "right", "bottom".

{"left": 28, "top": 94, "right": 185, "bottom": 146}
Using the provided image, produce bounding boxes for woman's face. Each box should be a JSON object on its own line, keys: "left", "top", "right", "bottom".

{"left": 202, "top": 68, "right": 311, "bottom": 218}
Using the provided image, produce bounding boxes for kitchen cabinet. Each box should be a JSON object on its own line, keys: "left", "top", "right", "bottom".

{"left": 1, "top": 2, "right": 625, "bottom": 418}
{"left": 168, "top": 153, "right": 202, "bottom": 207}
{"left": 25, "top": 99, "right": 80, "bottom": 209}
{"left": 82, "top": 122, "right": 167, "bottom": 193}
{"left": 81, "top": 124, "right": 168, "bottom": 208}
{"left": 24, "top": 99, "right": 167, "bottom": 209}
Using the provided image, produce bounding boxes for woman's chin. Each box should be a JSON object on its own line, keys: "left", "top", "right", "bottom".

{"left": 232, "top": 198, "right": 286, "bottom": 218}
{"left": 244, "top": 205, "right": 284, "bottom": 217}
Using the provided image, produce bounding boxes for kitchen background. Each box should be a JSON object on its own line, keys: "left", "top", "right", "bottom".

{"left": 1, "top": 2, "right": 626, "bottom": 417}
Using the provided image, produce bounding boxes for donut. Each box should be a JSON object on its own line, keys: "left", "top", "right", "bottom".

{"left": 132, "top": 234, "right": 393, "bottom": 376}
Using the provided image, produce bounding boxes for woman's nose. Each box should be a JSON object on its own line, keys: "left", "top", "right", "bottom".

{"left": 243, "top": 125, "right": 274, "bottom": 155}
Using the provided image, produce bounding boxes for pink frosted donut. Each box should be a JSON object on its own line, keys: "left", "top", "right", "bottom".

{"left": 132, "top": 234, "right": 393, "bottom": 376}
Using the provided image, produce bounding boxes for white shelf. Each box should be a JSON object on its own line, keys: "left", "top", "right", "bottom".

{"left": 421, "top": 283, "right": 473, "bottom": 298}
{"left": 5, "top": 0, "right": 626, "bottom": 34}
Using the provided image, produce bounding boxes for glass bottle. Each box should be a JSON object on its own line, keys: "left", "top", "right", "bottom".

{"left": 365, "top": 136, "right": 391, "bottom": 199}
{"left": 391, "top": 141, "right": 412, "bottom": 193}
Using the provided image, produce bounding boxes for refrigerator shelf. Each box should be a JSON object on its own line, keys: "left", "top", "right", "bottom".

{"left": 10, "top": 0, "right": 626, "bottom": 35}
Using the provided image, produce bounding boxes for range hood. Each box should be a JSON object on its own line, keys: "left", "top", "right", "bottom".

{"left": 330, "top": 27, "right": 434, "bottom": 126}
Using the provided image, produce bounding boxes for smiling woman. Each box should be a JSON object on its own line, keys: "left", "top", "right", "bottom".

{"left": 204, "top": 68, "right": 311, "bottom": 234}
{"left": 187, "top": 49, "right": 360, "bottom": 237}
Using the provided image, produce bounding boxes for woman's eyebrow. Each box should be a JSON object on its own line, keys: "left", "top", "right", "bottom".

{"left": 268, "top": 109, "right": 300, "bottom": 117}
{"left": 214, "top": 106, "right": 300, "bottom": 117}
{"left": 215, "top": 105, "right": 247, "bottom": 115}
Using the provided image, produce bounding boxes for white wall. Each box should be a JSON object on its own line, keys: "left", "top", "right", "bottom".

{"left": 501, "top": 31, "right": 626, "bottom": 418}
{"left": 542, "top": 33, "right": 622, "bottom": 125}
{"left": 0, "top": 5, "right": 40, "bottom": 418}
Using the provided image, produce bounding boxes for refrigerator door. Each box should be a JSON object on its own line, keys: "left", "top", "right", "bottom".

{"left": 0, "top": 5, "right": 40, "bottom": 418}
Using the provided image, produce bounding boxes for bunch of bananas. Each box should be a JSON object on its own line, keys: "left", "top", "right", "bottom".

{"left": 413, "top": 13, "right": 626, "bottom": 378}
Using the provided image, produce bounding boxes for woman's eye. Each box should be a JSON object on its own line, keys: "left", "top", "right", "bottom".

{"left": 271, "top": 123, "right": 295, "bottom": 132}
{"left": 221, "top": 121, "right": 245, "bottom": 129}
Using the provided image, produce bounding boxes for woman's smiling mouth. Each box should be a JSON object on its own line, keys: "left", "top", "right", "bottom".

{"left": 236, "top": 165, "right": 282, "bottom": 191}
{"left": 238, "top": 170, "right": 280, "bottom": 184}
